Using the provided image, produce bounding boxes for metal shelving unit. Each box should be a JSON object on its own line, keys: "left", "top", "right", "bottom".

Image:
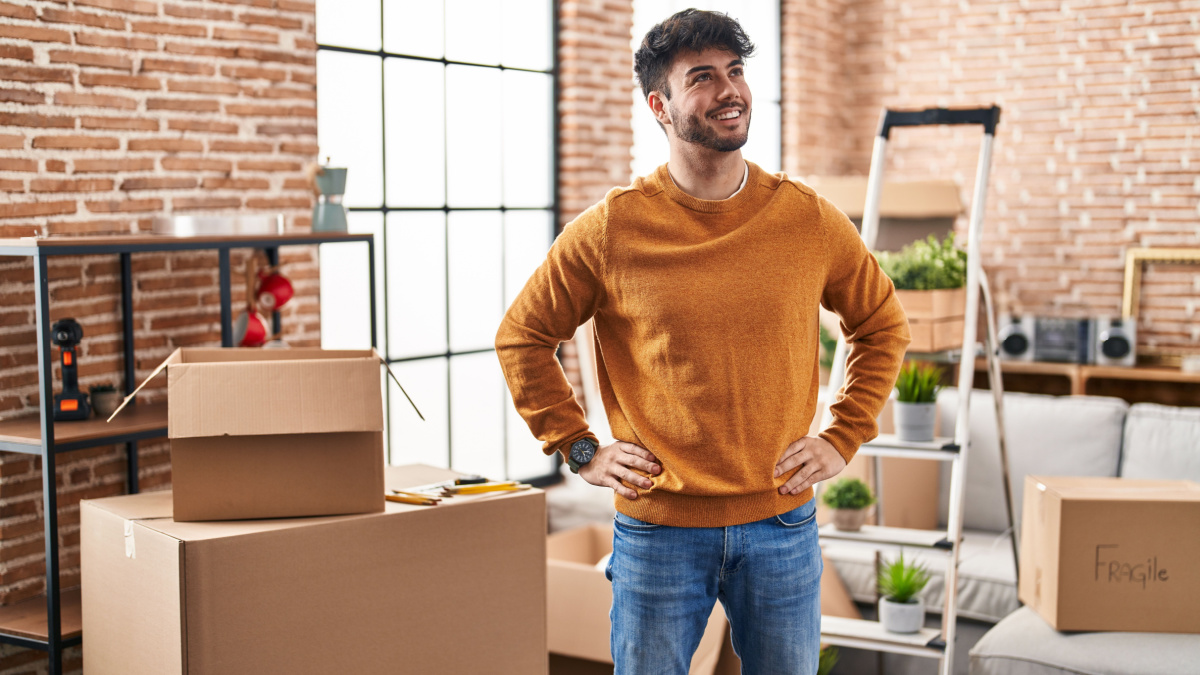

{"left": 0, "top": 232, "right": 376, "bottom": 674}
{"left": 818, "top": 106, "right": 1013, "bottom": 675}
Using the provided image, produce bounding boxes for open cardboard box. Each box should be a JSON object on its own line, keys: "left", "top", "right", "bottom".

{"left": 82, "top": 464, "right": 548, "bottom": 674}
{"left": 111, "top": 348, "right": 395, "bottom": 521}
{"left": 1019, "top": 475, "right": 1200, "bottom": 633}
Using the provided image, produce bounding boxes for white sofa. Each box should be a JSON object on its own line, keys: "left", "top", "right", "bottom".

{"left": 823, "top": 389, "right": 1200, "bottom": 675}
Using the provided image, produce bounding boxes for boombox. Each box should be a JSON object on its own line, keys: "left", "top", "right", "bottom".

{"left": 997, "top": 315, "right": 1137, "bottom": 366}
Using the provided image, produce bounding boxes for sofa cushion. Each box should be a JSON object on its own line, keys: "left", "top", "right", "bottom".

{"left": 822, "top": 529, "right": 1018, "bottom": 623}
{"left": 969, "top": 606, "right": 1200, "bottom": 675}
{"left": 1120, "top": 403, "right": 1200, "bottom": 482}
{"left": 936, "top": 388, "right": 1127, "bottom": 534}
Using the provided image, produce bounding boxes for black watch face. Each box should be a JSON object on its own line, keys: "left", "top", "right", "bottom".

{"left": 570, "top": 440, "right": 596, "bottom": 465}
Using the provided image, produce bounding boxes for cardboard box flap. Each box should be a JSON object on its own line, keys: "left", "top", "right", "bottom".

{"left": 177, "top": 348, "right": 375, "bottom": 363}
{"left": 106, "top": 348, "right": 184, "bottom": 422}
{"left": 82, "top": 489, "right": 175, "bottom": 521}
{"left": 805, "top": 176, "right": 963, "bottom": 219}
{"left": 167, "top": 356, "right": 383, "bottom": 438}
{"left": 1031, "top": 476, "right": 1200, "bottom": 501}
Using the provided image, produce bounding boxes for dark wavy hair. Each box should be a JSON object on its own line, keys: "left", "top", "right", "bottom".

{"left": 633, "top": 9, "right": 757, "bottom": 101}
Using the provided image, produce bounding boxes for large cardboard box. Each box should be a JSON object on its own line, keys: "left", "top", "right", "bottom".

{"left": 547, "top": 523, "right": 727, "bottom": 675}
{"left": 1018, "top": 475, "right": 1200, "bottom": 633}
{"left": 114, "top": 348, "right": 387, "bottom": 521}
{"left": 82, "top": 464, "right": 548, "bottom": 674}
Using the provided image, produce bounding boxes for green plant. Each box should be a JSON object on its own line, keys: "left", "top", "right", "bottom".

{"left": 875, "top": 233, "right": 967, "bottom": 290}
{"left": 818, "top": 324, "right": 837, "bottom": 370}
{"left": 89, "top": 384, "right": 116, "bottom": 394}
{"left": 877, "top": 552, "right": 931, "bottom": 604}
{"left": 820, "top": 477, "right": 875, "bottom": 510}
{"left": 894, "top": 360, "right": 944, "bottom": 403}
{"left": 817, "top": 645, "right": 839, "bottom": 675}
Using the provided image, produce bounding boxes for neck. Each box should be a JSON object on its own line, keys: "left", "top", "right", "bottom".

{"left": 666, "top": 143, "right": 745, "bottom": 200}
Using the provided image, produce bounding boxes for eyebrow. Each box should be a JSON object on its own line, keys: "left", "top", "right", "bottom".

{"left": 684, "top": 59, "right": 745, "bottom": 79}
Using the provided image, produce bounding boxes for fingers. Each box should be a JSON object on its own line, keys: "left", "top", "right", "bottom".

{"left": 774, "top": 448, "right": 811, "bottom": 478}
{"left": 620, "top": 442, "right": 660, "bottom": 468}
{"left": 781, "top": 463, "right": 830, "bottom": 495}
{"left": 621, "top": 451, "right": 661, "bottom": 476}
{"left": 607, "top": 475, "right": 639, "bottom": 500}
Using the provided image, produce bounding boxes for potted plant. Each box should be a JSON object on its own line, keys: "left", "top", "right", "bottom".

{"left": 818, "top": 323, "right": 837, "bottom": 385}
{"left": 894, "top": 360, "right": 944, "bottom": 442}
{"left": 820, "top": 477, "right": 875, "bottom": 532}
{"left": 818, "top": 645, "right": 839, "bottom": 675}
{"left": 89, "top": 384, "right": 122, "bottom": 418}
{"left": 877, "top": 552, "right": 932, "bottom": 634}
{"left": 875, "top": 234, "right": 968, "bottom": 352}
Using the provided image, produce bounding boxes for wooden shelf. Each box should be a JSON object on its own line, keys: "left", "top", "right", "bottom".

{"left": 0, "top": 232, "right": 371, "bottom": 251}
{"left": 0, "top": 590, "right": 81, "bottom": 642}
{"left": 0, "top": 402, "right": 167, "bottom": 453}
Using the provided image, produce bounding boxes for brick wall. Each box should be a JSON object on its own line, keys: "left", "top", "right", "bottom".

{"left": 0, "top": 0, "right": 318, "bottom": 671}
{"left": 783, "top": 0, "right": 1200, "bottom": 356}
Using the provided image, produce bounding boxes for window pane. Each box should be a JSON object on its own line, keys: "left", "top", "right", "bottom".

{"left": 320, "top": 212, "right": 384, "bottom": 350}
{"left": 506, "top": 389, "right": 555, "bottom": 480}
{"left": 389, "top": 356, "right": 449, "bottom": 468}
{"left": 317, "top": 51, "right": 383, "bottom": 207}
{"left": 385, "top": 60, "right": 445, "bottom": 208}
{"left": 449, "top": 352, "right": 505, "bottom": 478}
{"left": 447, "top": 211, "right": 503, "bottom": 352}
{"left": 316, "top": 0, "right": 380, "bottom": 51}
{"left": 445, "top": 0, "right": 501, "bottom": 66}
{"left": 503, "top": 210, "right": 553, "bottom": 309}
{"left": 742, "top": 101, "right": 781, "bottom": 174}
{"left": 446, "top": 65, "right": 502, "bottom": 207}
{"left": 501, "top": 0, "right": 552, "bottom": 71}
{"left": 383, "top": 0, "right": 443, "bottom": 58}
{"left": 503, "top": 71, "right": 553, "bottom": 208}
{"left": 387, "top": 211, "right": 447, "bottom": 359}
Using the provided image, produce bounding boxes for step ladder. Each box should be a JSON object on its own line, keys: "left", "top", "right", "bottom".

{"left": 817, "top": 106, "right": 1017, "bottom": 675}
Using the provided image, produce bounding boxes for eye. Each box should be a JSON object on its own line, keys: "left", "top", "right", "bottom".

{"left": 695, "top": 73, "right": 711, "bottom": 82}
{"left": 731, "top": 68, "right": 744, "bottom": 77}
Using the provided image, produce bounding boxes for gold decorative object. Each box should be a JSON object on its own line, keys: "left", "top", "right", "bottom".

{"left": 1121, "top": 247, "right": 1200, "bottom": 367}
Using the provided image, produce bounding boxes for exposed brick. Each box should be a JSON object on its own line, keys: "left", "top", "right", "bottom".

{"left": 2, "top": 65, "right": 73, "bottom": 84}
{"left": 239, "top": 12, "right": 304, "bottom": 30}
{"left": 49, "top": 49, "right": 134, "bottom": 71}
{"left": 0, "top": 44, "right": 34, "bottom": 61}
{"left": 75, "top": 0, "right": 158, "bottom": 15}
{"left": 245, "top": 196, "right": 309, "bottom": 209}
{"left": 237, "top": 160, "right": 301, "bottom": 172}
{"left": 127, "top": 138, "right": 204, "bottom": 152}
{"left": 86, "top": 198, "right": 164, "bottom": 214}
{"left": 40, "top": 7, "right": 126, "bottom": 31}
{"left": 242, "top": 85, "right": 316, "bottom": 101}
{"left": 120, "top": 177, "right": 197, "bottom": 190}
{"left": 201, "top": 177, "right": 269, "bottom": 190}
{"left": 54, "top": 91, "right": 138, "bottom": 110}
{"left": 47, "top": 218, "right": 135, "bottom": 235}
{"left": 0, "top": 201, "right": 77, "bottom": 220}
{"left": 212, "top": 26, "right": 278, "bottom": 43}
{"left": 130, "top": 21, "right": 207, "bottom": 38}
{"left": 173, "top": 196, "right": 242, "bottom": 211}
{"left": 45, "top": 159, "right": 67, "bottom": 172}
{"left": 0, "top": 24, "right": 72, "bottom": 44}
{"left": 0, "top": 158, "right": 37, "bottom": 172}
{"left": 289, "top": 70, "right": 315, "bottom": 85}
{"left": 145, "top": 97, "right": 220, "bottom": 112}
{"left": 166, "top": 79, "right": 240, "bottom": 95}
{"left": 74, "top": 158, "right": 155, "bottom": 173}
{"left": 166, "top": 119, "right": 239, "bottom": 134}
{"left": 280, "top": 141, "right": 318, "bottom": 155}
{"left": 277, "top": 0, "right": 315, "bottom": 12}
{"left": 256, "top": 123, "right": 315, "bottom": 136}
{"left": 236, "top": 46, "right": 311, "bottom": 65}
{"left": 0, "top": 88, "right": 45, "bottom": 105}
{"left": 0, "top": 2, "right": 37, "bottom": 20}
{"left": 76, "top": 31, "right": 158, "bottom": 51}
{"left": 222, "top": 65, "right": 287, "bottom": 81}
{"left": 32, "top": 135, "right": 121, "bottom": 150}
{"left": 160, "top": 157, "right": 233, "bottom": 171}
{"left": 163, "top": 3, "right": 234, "bottom": 21}
{"left": 163, "top": 41, "right": 238, "bottom": 59}
{"left": 0, "top": 112, "right": 74, "bottom": 129}
{"left": 141, "top": 58, "right": 216, "bottom": 76}
{"left": 208, "top": 139, "right": 272, "bottom": 153}
{"left": 79, "top": 72, "right": 162, "bottom": 90}
{"left": 81, "top": 116, "right": 159, "bottom": 131}
{"left": 0, "top": 179, "right": 24, "bottom": 192}
{"left": 30, "top": 178, "right": 114, "bottom": 193}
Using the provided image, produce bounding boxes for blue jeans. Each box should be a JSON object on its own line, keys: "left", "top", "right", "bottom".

{"left": 606, "top": 499, "right": 822, "bottom": 675}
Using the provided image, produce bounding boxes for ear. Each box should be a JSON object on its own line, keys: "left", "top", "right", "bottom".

{"left": 646, "top": 91, "right": 671, "bottom": 128}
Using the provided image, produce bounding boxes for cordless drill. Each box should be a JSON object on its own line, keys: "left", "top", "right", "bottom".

{"left": 52, "top": 318, "right": 90, "bottom": 421}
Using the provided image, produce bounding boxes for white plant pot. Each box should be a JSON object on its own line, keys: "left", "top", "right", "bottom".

{"left": 879, "top": 596, "right": 925, "bottom": 634}
{"left": 894, "top": 401, "right": 936, "bottom": 442}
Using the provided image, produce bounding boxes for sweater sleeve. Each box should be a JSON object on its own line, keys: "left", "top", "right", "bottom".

{"left": 816, "top": 196, "right": 912, "bottom": 465}
{"left": 495, "top": 199, "right": 608, "bottom": 459}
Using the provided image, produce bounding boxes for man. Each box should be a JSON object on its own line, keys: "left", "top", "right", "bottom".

{"left": 495, "top": 9, "right": 909, "bottom": 675}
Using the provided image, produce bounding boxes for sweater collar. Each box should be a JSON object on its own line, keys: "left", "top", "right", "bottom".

{"left": 655, "top": 161, "right": 761, "bottom": 214}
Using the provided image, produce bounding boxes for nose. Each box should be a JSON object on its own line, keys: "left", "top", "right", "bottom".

{"left": 715, "top": 73, "right": 741, "bottom": 104}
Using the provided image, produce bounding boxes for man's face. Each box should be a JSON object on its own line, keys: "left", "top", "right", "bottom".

{"left": 655, "top": 48, "right": 752, "bottom": 153}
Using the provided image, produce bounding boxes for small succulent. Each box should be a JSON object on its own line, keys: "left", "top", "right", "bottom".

{"left": 895, "top": 360, "right": 944, "bottom": 404}
{"left": 878, "top": 552, "right": 931, "bottom": 604}
{"left": 820, "top": 477, "right": 875, "bottom": 510}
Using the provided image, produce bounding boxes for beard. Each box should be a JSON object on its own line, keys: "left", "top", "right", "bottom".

{"left": 667, "top": 100, "right": 751, "bottom": 152}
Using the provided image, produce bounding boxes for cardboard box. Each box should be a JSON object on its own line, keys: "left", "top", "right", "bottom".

{"left": 546, "top": 523, "right": 727, "bottom": 674}
{"left": 82, "top": 464, "right": 548, "bottom": 674}
{"left": 114, "top": 348, "right": 388, "bottom": 521}
{"left": 1018, "top": 475, "right": 1200, "bottom": 633}
{"left": 895, "top": 288, "right": 965, "bottom": 353}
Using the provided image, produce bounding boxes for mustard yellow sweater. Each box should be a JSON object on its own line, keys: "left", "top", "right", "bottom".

{"left": 496, "top": 162, "right": 911, "bottom": 527}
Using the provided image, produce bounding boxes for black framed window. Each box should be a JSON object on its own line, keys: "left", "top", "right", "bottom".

{"left": 314, "top": 0, "right": 559, "bottom": 484}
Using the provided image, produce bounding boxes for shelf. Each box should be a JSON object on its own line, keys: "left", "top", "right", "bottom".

{"left": 0, "top": 402, "right": 167, "bottom": 455}
{"left": 818, "top": 523, "right": 951, "bottom": 550}
{"left": 859, "top": 434, "right": 958, "bottom": 461}
{"left": 820, "top": 616, "right": 943, "bottom": 658}
{"left": 0, "top": 590, "right": 81, "bottom": 645}
{"left": 0, "top": 232, "right": 373, "bottom": 257}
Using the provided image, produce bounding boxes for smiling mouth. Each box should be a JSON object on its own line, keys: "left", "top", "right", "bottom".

{"left": 711, "top": 109, "right": 742, "bottom": 122}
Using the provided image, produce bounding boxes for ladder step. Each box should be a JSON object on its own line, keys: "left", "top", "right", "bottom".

{"left": 860, "top": 434, "right": 959, "bottom": 459}
{"left": 820, "top": 616, "right": 944, "bottom": 658}
{"left": 818, "top": 523, "right": 952, "bottom": 551}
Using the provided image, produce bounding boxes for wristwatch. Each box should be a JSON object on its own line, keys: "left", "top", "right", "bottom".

{"left": 566, "top": 438, "right": 598, "bottom": 474}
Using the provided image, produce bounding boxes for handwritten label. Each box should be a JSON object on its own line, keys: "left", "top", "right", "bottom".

{"left": 1094, "top": 544, "right": 1168, "bottom": 589}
